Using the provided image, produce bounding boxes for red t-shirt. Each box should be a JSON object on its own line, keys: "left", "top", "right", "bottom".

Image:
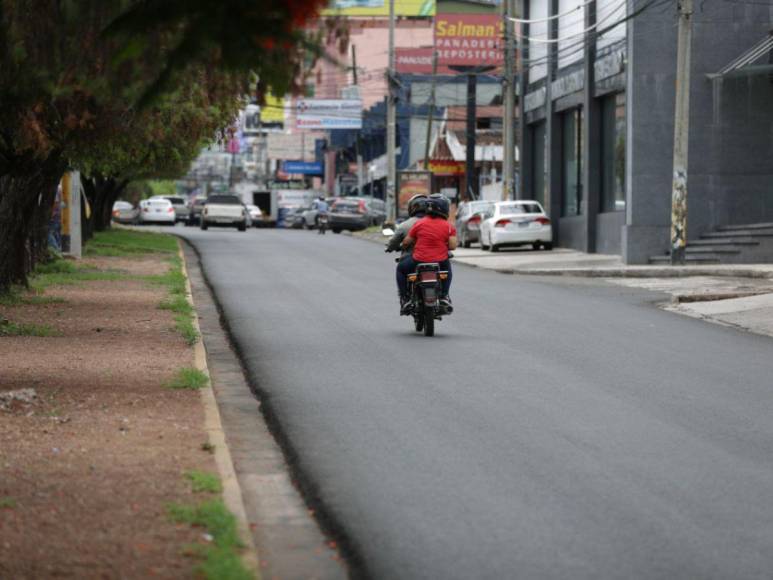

{"left": 408, "top": 216, "right": 457, "bottom": 262}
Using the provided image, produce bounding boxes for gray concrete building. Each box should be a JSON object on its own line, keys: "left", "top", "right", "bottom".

{"left": 518, "top": 0, "right": 773, "bottom": 263}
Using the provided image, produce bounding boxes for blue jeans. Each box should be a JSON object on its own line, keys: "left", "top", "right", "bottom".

{"left": 396, "top": 256, "right": 452, "bottom": 298}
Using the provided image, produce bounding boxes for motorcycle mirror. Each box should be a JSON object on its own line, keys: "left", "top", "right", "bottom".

{"left": 382, "top": 228, "right": 395, "bottom": 237}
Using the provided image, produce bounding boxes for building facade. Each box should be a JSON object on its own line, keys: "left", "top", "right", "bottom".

{"left": 518, "top": 0, "right": 773, "bottom": 263}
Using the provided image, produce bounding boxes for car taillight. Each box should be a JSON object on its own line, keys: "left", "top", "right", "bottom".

{"left": 419, "top": 271, "right": 437, "bottom": 283}
{"left": 113, "top": 210, "right": 120, "bottom": 217}
{"left": 495, "top": 219, "right": 511, "bottom": 228}
{"left": 468, "top": 215, "right": 481, "bottom": 224}
{"left": 358, "top": 201, "right": 367, "bottom": 214}
{"left": 168, "top": 207, "right": 174, "bottom": 213}
{"left": 535, "top": 217, "right": 551, "bottom": 225}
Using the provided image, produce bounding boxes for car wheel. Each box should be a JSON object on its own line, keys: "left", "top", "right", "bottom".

{"left": 332, "top": 228, "right": 341, "bottom": 234}
{"left": 238, "top": 221, "right": 246, "bottom": 232}
{"left": 490, "top": 243, "right": 499, "bottom": 252}
{"left": 532, "top": 242, "right": 541, "bottom": 251}
{"left": 479, "top": 232, "right": 488, "bottom": 250}
{"left": 543, "top": 242, "right": 553, "bottom": 251}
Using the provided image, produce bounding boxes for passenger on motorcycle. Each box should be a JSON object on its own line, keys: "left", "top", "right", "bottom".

{"left": 397, "top": 194, "right": 456, "bottom": 314}
{"left": 386, "top": 194, "right": 428, "bottom": 312}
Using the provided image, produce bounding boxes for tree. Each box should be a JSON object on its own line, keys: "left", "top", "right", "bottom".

{"left": 0, "top": 0, "right": 324, "bottom": 292}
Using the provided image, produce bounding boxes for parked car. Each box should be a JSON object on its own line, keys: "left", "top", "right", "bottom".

{"left": 287, "top": 206, "right": 308, "bottom": 229}
{"left": 300, "top": 197, "right": 340, "bottom": 229}
{"left": 455, "top": 200, "right": 495, "bottom": 248}
{"left": 111, "top": 200, "right": 139, "bottom": 224}
{"left": 478, "top": 200, "right": 552, "bottom": 252}
{"left": 328, "top": 197, "right": 386, "bottom": 233}
{"left": 186, "top": 197, "right": 206, "bottom": 226}
{"left": 245, "top": 204, "right": 262, "bottom": 227}
{"left": 200, "top": 195, "right": 248, "bottom": 231}
{"left": 150, "top": 195, "right": 190, "bottom": 223}
{"left": 138, "top": 198, "right": 176, "bottom": 225}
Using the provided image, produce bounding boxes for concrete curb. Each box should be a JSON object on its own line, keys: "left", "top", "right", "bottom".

{"left": 178, "top": 244, "right": 261, "bottom": 579}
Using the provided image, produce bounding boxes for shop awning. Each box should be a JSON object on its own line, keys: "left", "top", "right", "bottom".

{"left": 707, "top": 34, "right": 773, "bottom": 80}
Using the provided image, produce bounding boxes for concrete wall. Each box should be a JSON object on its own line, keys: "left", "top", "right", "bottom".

{"left": 624, "top": 1, "right": 773, "bottom": 263}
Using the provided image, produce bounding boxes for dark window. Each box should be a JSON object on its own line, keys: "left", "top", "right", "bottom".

{"left": 561, "top": 108, "right": 583, "bottom": 217}
{"left": 530, "top": 122, "right": 547, "bottom": 207}
{"left": 600, "top": 92, "right": 626, "bottom": 212}
{"left": 206, "top": 195, "right": 241, "bottom": 205}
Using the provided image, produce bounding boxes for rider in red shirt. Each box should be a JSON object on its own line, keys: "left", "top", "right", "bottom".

{"left": 398, "top": 195, "right": 456, "bottom": 314}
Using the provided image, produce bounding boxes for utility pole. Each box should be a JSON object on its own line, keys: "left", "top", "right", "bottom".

{"left": 670, "top": 0, "right": 693, "bottom": 264}
{"left": 424, "top": 50, "right": 439, "bottom": 166}
{"left": 352, "top": 45, "right": 365, "bottom": 197}
{"left": 465, "top": 73, "right": 477, "bottom": 201}
{"left": 386, "top": 0, "right": 397, "bottom": 223}
{"left": 502, "top": 0, "right": 516, "bottom": 201}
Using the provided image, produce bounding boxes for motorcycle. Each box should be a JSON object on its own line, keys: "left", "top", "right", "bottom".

{"left": 383, "top": 227, "right": 451, "bottom": 337}
{"left": 318, "top": 213, "right": 328, "bottom": 235}
{"left": 405, "top": 262, "right": 451, "bottom": 337}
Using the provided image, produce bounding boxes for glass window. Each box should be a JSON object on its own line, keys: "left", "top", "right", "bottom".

{"left": 530, "top": 122, "right": 547, "bottom": 207}
{"left": 561, "top": 108, "right": 583, "bottom": 217}
{"left": 600, "top": 92, "right": 626, "bottom": 212}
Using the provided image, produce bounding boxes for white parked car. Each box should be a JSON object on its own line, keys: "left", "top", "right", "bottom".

{"left": 200, "top": 194, "right": 248, "bottom": 231}
{"left": 478, "top": 200, "right": 552, "bottom": 252}
{"left": 138, "top": 198, "right": 176, "bottom": 225}
{"left": 245, "top": 204, "right": 262, "bottom": 227}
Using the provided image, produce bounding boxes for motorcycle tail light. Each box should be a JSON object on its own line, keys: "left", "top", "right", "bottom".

{"left": 419, "top": 272, "right": 437, "bottom": 283}
{"left": 439, "top": 272, "right": 448, "bottom": 280}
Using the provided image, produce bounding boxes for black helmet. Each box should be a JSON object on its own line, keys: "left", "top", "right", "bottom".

{"left": 407, "top": 194, "right": 428, "bottom": 217}
{"left": 426, "top": 194, "right": 450, "bottom": 219}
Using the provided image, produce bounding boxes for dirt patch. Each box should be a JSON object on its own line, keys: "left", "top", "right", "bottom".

{"left": 0, "top": 254, "right": 218, "bottom": 578}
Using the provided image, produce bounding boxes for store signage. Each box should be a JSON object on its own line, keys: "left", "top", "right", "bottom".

{"left": 428, "top": 160, "right": 465, "bottom": 175}
{"left": 398, "top": 171, "right": 432, "bottom": 214}
{"left": 595, "top": 49, "right": 626, "bottom": 82}
{"left": 296, "top": 99, "right": 363, "bottom": 130}
{"left": 395, "top": 48, "right": 455, "bottom": 75}
{"left": 322, "top": 0, "right": 434, "bottom": 17}
{"left": 281, "top": 161, "right": 324, "bottom": 175}
{"left": 524, "top": 87, "right": 547, "bottom": 113}
{"left": 434, "top": 14, "right": 503, "bottom": 68}
{"left": 551, "top": 70, "right": 585, "bottom": 100}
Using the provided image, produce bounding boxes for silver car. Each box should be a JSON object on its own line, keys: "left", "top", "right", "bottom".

{"left": 111, "top": 201, "right": 139, "bottom": 224}
{"left": 455, "top": 200, "right": 494, "bottom": 248}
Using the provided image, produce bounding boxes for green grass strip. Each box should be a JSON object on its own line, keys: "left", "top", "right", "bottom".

{"left": 0, "top": 497, "right": 17, "bottom": 509}
{"left": 185, "top": 471, "right": 223, "bottom": 494}
{"left": 165, "top": 367, "right": 209, "bottom": 390}
{"left": 167, "top": 500, "right": 251, "bottom": 580}
{"left": 0, "top": 288, "right": 65, "bottom": 306}
{"left": 85, "top": 228, "right": 179, "bottom": 257}
{"left": 0, "top": 319, "right": 61, "bottom": 337}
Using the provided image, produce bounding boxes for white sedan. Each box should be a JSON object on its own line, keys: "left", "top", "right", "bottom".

{"left": 479, "top": 200, "right": 553, "bottom": 252}
{"left": 138, "top": 198, "right": 176, "bottom": 225}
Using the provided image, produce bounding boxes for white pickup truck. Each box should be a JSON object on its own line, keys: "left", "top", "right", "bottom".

{"left": 200, "top": 195, "right": 248, "bottom": 232}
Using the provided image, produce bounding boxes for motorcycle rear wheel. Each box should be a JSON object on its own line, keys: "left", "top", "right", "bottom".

{"left": 414, "top": 314, "right": 424, "bottom": 332}
{"left": 423, "top": 311, "right": 434, "bottom": 337}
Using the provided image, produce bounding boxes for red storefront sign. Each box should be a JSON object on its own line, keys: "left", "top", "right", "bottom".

{"left": 395, "top": 48, "right": 455, "bottom": 75}
{"left": 434, "top": 14, "right": 503, "bottom": 69}
{"left": 428, "top": 160, "right": 465, "bottom": 175}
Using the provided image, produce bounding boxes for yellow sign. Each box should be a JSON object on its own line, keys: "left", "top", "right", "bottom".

{"left": 261, "top": 94, "right": 285, "bottom": 124}
{"left": 322, "top": 0, "right": 435, "bottom": 17}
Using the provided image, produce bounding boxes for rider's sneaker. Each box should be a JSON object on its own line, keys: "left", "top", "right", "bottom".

{"left": 440, "top": 296, "right": 453, "bottom": 313}
{"left": 400, "top": 297, "right": 412, "bottom": 315}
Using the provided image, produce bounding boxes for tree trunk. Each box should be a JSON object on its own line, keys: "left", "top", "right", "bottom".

{"left": 0, "top": 153, "right": 65, "bottom": 292}
{"left": 98, "top": 179, "right": 128, "bottom": 231}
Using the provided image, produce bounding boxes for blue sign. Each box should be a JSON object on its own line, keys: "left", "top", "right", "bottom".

{"left": 282, "top": 161, "right": 324, "bottom": 175}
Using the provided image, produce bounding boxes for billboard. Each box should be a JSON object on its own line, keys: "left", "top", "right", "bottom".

{"left": 296, "top": 99, "right": 363, "bottom": 130}
{"left": 398, "top": 171, "right": 432, "bottom": 215}
{"left": 435, "top": 14, "right": 503, "bottom": 68}
{"left": 395, "top": 47, "right": 455, "bottom": 75}
{"left": 322, "top": 0, "right": 435, "bottom": 17}
{"left": 282, "top": 161, "right": 324, "bottom": 175}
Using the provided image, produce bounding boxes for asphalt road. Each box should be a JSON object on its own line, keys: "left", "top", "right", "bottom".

{"left": 176, "top": 226, "right": 773, "bottom": 580}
